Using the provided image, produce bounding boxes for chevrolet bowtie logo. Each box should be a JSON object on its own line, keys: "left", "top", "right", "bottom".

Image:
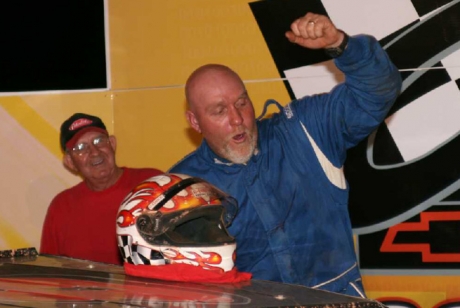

{"left": 381, "top": 212, "right": 460, "bottom": 262}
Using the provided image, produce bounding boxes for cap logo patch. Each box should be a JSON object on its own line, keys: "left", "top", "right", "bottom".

{"left": 69, "top": 119, "right": 93, "bottom": 131}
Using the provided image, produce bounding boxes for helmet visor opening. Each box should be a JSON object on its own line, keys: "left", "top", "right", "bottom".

{"left": 144, "top": 205, "right": 235, "bottom": 246}
{"left": 171, "top": 218, "right": 232, "bottom": 245}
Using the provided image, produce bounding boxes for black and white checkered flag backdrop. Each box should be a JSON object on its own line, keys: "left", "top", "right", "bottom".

{"left": 250, "top": 0, "right": 460, "bottom": 273}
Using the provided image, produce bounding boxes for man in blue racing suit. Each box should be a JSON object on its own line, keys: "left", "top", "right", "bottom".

{"left": 169, "top": 12, "right": 402, "bottom": 296}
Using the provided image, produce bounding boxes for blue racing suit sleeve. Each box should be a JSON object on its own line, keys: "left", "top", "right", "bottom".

{"left": 289, "top": 34, "right": 402, "bottom": 167}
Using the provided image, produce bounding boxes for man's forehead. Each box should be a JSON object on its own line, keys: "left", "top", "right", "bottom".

{"left": 198, "top": 76, "right": 245, "bottom": 97}
{"left": 201, "top": 89, "right": 247, "bottom": 107}
{"left": 188, "top": 69, "right": 246, "bottom": 108}
{"left": 193, "top": 67, "right": 241, "bottom": 86}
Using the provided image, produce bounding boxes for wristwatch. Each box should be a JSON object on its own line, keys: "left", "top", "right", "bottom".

{"left": 324, "top": 31, "right": 349, "bottom": 58}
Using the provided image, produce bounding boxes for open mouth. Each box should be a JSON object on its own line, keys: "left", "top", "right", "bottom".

{"left": 91, "top": 158, "right": 104, "bottom": 166}
{"left": 232, "top": 132, "right": 246, "bottom": 143}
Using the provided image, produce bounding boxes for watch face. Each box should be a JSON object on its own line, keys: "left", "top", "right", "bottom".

{"left": 325, "top": 32, "right": 349, "bottom": 58}
{"left": 325, "top": 47, "right": 343, "bottom": 58}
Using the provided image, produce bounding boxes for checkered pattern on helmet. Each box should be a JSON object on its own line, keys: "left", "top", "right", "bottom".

{"left": 118, "top": 235, "right": 165, "bottom": 265}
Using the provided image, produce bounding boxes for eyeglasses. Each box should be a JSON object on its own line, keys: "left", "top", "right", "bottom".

{"left": 68, "top": 135, "right": 110, "bottom": 156}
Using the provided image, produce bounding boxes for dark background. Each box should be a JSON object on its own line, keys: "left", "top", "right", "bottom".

{"left": 0, "top": 0, "right": 107, "bottom": 92}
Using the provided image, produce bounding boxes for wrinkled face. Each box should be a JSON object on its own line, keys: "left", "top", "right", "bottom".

{"left": 186, "top": 69, "right": 258, "bottom": 164}
{"left": 64, "top": 130, "right": 117, "bottom": 183}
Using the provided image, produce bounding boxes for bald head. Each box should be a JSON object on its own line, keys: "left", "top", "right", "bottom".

{"left": 185, "top": 64, "right": 245, "bottom": 111}
{"left": 183, "top": 64, "right": 258, "bottom": 164}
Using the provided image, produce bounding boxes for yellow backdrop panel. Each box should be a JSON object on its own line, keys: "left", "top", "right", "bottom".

{"left": 365, "top": 275, "right": 460, "bottom": 307}
{"left": 113, "top": 88, "right": 193, "bottom": 172}
{"left": 109, "top": 0, "right": 279, "bottom": 90}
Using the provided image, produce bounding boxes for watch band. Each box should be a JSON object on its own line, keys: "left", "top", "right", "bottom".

{"left": 324, "top": 31, "right": 349, "bottom": 58}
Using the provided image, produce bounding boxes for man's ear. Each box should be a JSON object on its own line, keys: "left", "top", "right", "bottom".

{"left": 63, "top": 153, "right": 78, "bottom": 174}
{"left": 109, "top": 135, "right": 117, "bottom": 152}
{"left": 186, "top": 110, "right": 201, "bottom": 134}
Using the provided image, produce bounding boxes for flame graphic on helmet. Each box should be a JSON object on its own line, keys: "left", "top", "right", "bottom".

{"left": 163, "top": 248, "right": 223, "bottom": 271}
{"left": 117, "top": 174, "right": 221, "bottom": 229}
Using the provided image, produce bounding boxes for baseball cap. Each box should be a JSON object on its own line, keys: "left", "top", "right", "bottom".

{"left": 60, "top": 113, "right": 108, "bottom": 151}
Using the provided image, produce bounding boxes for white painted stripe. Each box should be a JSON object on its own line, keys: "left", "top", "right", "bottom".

{"left": 0, "top": 106, "right": 79, "bottom": 250}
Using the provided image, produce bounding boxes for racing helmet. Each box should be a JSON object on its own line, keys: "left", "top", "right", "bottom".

{"left": 116, "top": 173, "right": 238, "bottom": 272}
